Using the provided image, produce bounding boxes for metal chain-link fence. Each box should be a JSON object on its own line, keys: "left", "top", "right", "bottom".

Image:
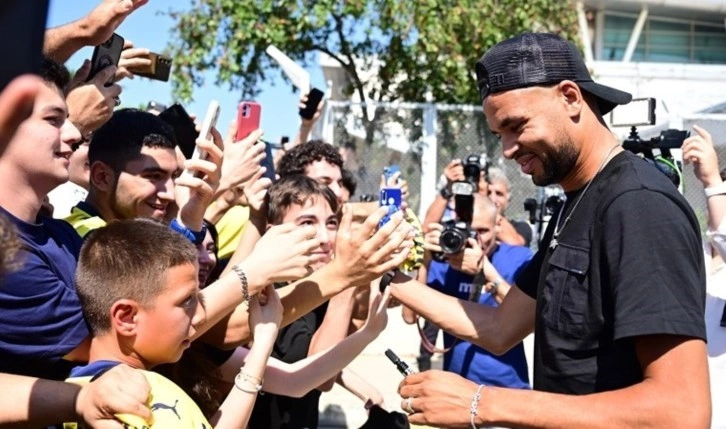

{"left": 321, "top": 101, "right": 726, "bottom": 249}
{"left": 322, "top": 101, "right": 538, "bottom": 220}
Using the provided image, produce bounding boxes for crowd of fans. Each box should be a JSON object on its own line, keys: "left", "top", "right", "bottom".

{"left": 0, "top": 1, "right": 724, "bottom": 429}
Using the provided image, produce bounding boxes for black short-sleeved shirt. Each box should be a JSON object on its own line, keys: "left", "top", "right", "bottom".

{"left": 249, "top": 302, "right": 328, "bottom": 429}
{"left": 516, "top": 151, "right": 706, "bottom": 394}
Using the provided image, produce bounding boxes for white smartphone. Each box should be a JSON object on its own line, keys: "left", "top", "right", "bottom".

{"left": 183, "top": 100, "right": 220, "bottom": 177}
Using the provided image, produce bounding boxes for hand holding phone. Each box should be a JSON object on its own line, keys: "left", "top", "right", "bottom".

{"left": 383, "top": 165, "right": 401, "bottom": 186}
{"left": 158, "top": 104, "right": 198, "bottom": 160}
{"left": 129, "top": 52, "right": 172, "bottom": 82}
{"left": 236, "top": 101, "right": 262, "bottom": 141}
{"left": 299, "top": 88, "right": 324, "bottom": 121}
{"left": 379, "top": 188, "right": 402, "bottom": 228}
{"left": 183, "top": 100, "right": 220, "bottom": 177}
{"left": 236, "top": 101, "right": 275, "bottom": 182}
{"left": 88, "top": 33, "right": 125, "bottom": 85}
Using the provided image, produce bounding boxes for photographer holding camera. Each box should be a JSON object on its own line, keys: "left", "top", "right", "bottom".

{"left": 408, "top": 193, "right": 533, "bottom": 389}
{"left": 422, "top": 154, "right": 488, "bottom": 232}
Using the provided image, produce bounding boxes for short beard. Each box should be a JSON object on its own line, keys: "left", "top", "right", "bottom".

{"left": 107, "top": 176, "right": 136, "bottom": 221}
{"left": 532, "top": 135, "right": 579, "bottom": 186}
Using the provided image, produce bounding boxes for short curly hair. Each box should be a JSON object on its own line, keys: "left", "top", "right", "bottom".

{"left": 277, "top": 139, "right": 343, "bottom": 178}
{"left": 40, "top": 57, "right": 71, "bottom": 91}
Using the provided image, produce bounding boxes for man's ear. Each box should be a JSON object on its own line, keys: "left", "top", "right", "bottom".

{"left": 89, "top": 161, "right": 115, "bottom": 192}
{"left": 110, "top": 299, "right": 140, "bottom": 337}
{"left": 558, "top": 80, "right": 585, "bottom": 119}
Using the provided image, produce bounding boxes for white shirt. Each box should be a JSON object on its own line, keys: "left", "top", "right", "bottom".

{"left": 47, "top": 181, "right": 88, "bottom": 219}
{"left": 705, "top": 222, "right": 726, "bottom": 429}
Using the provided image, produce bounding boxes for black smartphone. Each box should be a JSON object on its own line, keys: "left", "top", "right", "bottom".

{"left": 299, "top": 87, "right": 324, "bottom": 120}
{"left": 87, "top": 33, "right": 125, "bottom": 84}
{"left": 158, "top": 104, "right": 199, "bottom": 159}
{"left": 131, "top": 53, "right": 172, "bottom": 82}
{"left": 0, "top": 0, "right": 50, "bottom": 91}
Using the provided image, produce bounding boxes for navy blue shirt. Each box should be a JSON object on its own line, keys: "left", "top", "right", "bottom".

{"left": 427, "top": 243, "right": 533, "bottom": 388}
{"left": 0, "top": 207, "right": 88, "bottom": 380}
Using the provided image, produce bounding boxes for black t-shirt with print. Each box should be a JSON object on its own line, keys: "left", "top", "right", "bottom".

{"left": 516, "top": 151, "right": 706, "bottom": 394}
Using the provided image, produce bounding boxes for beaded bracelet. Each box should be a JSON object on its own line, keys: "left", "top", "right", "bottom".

{"left": 470, "top": 384, "right": 485, "bottom": 429}
{"left": 232, "top": 264, "right": 250, "bottom": 307}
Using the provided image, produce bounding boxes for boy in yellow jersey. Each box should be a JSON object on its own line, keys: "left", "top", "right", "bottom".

{"left": 65, "top": 219, "right": 282, "bottom": 428}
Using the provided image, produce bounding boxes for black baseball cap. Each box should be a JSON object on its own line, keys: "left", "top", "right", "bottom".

{"left": 475, "top": 33, "right": 632, "bottom": 114}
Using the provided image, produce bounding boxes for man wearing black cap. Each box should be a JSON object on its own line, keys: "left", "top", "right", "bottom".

{"left": 391, "top": 32, "right": 710, "bottom": 428}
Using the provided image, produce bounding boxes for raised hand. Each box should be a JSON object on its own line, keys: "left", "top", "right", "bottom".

{"left": 80, "top": 0, "right": 149, "bottom": 47}
{"left": 444, "top": 159, "right": 465, "bottom": 184}
{"left": 249, "top": 285, "right": 283, "bottom": 341}
{"left": 175, "top": 128, "right": 224, "bottom": 230}
{"left": 114, "top": 40, "right": 152, "bottom": 82}
{"left": 380, "top": 171, "right": 410, "bottom": 204}
{"left": 217, "top": 119, "right": 266, "bottom": 195}
{"left": 445, "top": 237, "right": 484, "bottom": 276}
{"left": 331, "top": 205, "right": 415, "bottom": 285}
{"left": 0, "top": 75, "right": 43, "bottom": 154}
{"left": 362, "top": 286, "right": 391, "bottom": 336}
{"left": 683, "top": 124, "right": 721, "bottom": 187}
{"left": 66, "top": 63, "right": 121, "bottom": 137}
{"left": 423, "top": 223, "right": 444, "bottom": 253}
{"left": 245, "top": 222, "right": 323, "bottom": 284}
{"left": 242, "top": 168, "right": 273, "bottom": 214}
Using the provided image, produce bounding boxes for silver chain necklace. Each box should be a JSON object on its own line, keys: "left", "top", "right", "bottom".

{"left": 549, "top": 145, "right": 620, "bottom": 250}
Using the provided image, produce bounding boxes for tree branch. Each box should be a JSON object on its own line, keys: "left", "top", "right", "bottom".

{"left": 331, "top": 12, "right": 368, "bottom": 112}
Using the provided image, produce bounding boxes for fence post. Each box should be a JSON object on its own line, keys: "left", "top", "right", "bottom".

{"left": 419, "top": 102, "right": 438, "bottom": 219}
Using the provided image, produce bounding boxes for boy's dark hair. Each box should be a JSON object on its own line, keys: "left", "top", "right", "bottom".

{"left": 341, "top": 168, "right": 357, "bottom": 197}
{"left": 75, "top": 218, "right": 197, "bottom": 334}
{"left": 40, "top": 57, "right": 71, "bottom": 91}
{"left": 266, "top": 175, "right": 339, "bottom": 225}
{"left": 88, "top": 108, "right": 177, "bottom": 173}
{"left": 277, "top": 140, "right": 343, "bottom": 178}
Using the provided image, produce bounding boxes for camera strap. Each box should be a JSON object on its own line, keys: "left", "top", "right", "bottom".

{"left": 416, "top": 272, "right": 487, "bottom": 355}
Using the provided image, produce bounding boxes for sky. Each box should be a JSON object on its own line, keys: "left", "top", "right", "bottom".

{"left": 47, "top": 0, "right": 329, "bottom": 143}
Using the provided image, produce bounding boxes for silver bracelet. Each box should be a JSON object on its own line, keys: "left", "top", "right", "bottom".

{"left": 232, "top": 263, "right": 250, "bottom": 306}
{"left": 234, "top": 372, "right": 263, "bottom": 394}
{"left": 470, "top": 384, "right": 485, "bottom": 429}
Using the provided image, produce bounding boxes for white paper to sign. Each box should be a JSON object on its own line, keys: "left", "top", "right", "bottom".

{"left": 265, "top": 45, "right": 310, "bottom": 94}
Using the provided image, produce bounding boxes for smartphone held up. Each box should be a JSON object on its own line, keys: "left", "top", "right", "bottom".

{"left": 182, "top": 100, "right": 220, "bottom": 178}
{"left": 88, "top": 33, "right": 125, "bottom": 84}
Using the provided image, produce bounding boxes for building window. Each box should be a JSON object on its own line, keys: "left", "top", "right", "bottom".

{"left": 601, "top": 13, "right": 726, "bottom": 64}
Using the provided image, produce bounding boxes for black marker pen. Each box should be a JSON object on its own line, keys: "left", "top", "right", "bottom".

{"left": 385, "top": 348, "right": 416, "bottom": 376}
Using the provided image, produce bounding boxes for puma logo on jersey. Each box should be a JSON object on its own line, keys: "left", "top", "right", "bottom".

{"left": 151, "top": 399, "right": 181, "bottom": 420}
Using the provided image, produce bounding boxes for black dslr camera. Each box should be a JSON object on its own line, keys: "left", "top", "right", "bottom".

{"left": 462, "top": 154, "right": 485, "bottom": 192}
{"left": 438, "top": 182, "right": 477, "bottom": 255}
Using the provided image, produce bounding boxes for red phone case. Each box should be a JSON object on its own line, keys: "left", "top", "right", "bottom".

{"left": 236, "top": 101, "right": 262, "bottom": 141}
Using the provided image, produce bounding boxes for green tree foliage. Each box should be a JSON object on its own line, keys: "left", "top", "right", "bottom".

{"left": 166, "top": 0, "right": 579, "bottom": 104}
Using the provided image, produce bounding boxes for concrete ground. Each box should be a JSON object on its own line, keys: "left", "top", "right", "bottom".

{"left": 317, "top": 308, "right": 535, "bottom": 428}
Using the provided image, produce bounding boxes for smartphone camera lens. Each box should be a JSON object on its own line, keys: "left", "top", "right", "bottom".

{"left": 99, "top": 55, "right": 112, "bottom": 69}
{"left": 242, "top": 104, "right": 250, "bottom": 117}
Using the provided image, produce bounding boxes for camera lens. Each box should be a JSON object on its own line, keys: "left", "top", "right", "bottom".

{"left": 99, "top": 55, "right": 112, "bottom": 69}
{"left": 242, "top": 104, "right": 250, "bottom": 117}
{"left": 440, "top": 228, "right": 465, "bottom": 254}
